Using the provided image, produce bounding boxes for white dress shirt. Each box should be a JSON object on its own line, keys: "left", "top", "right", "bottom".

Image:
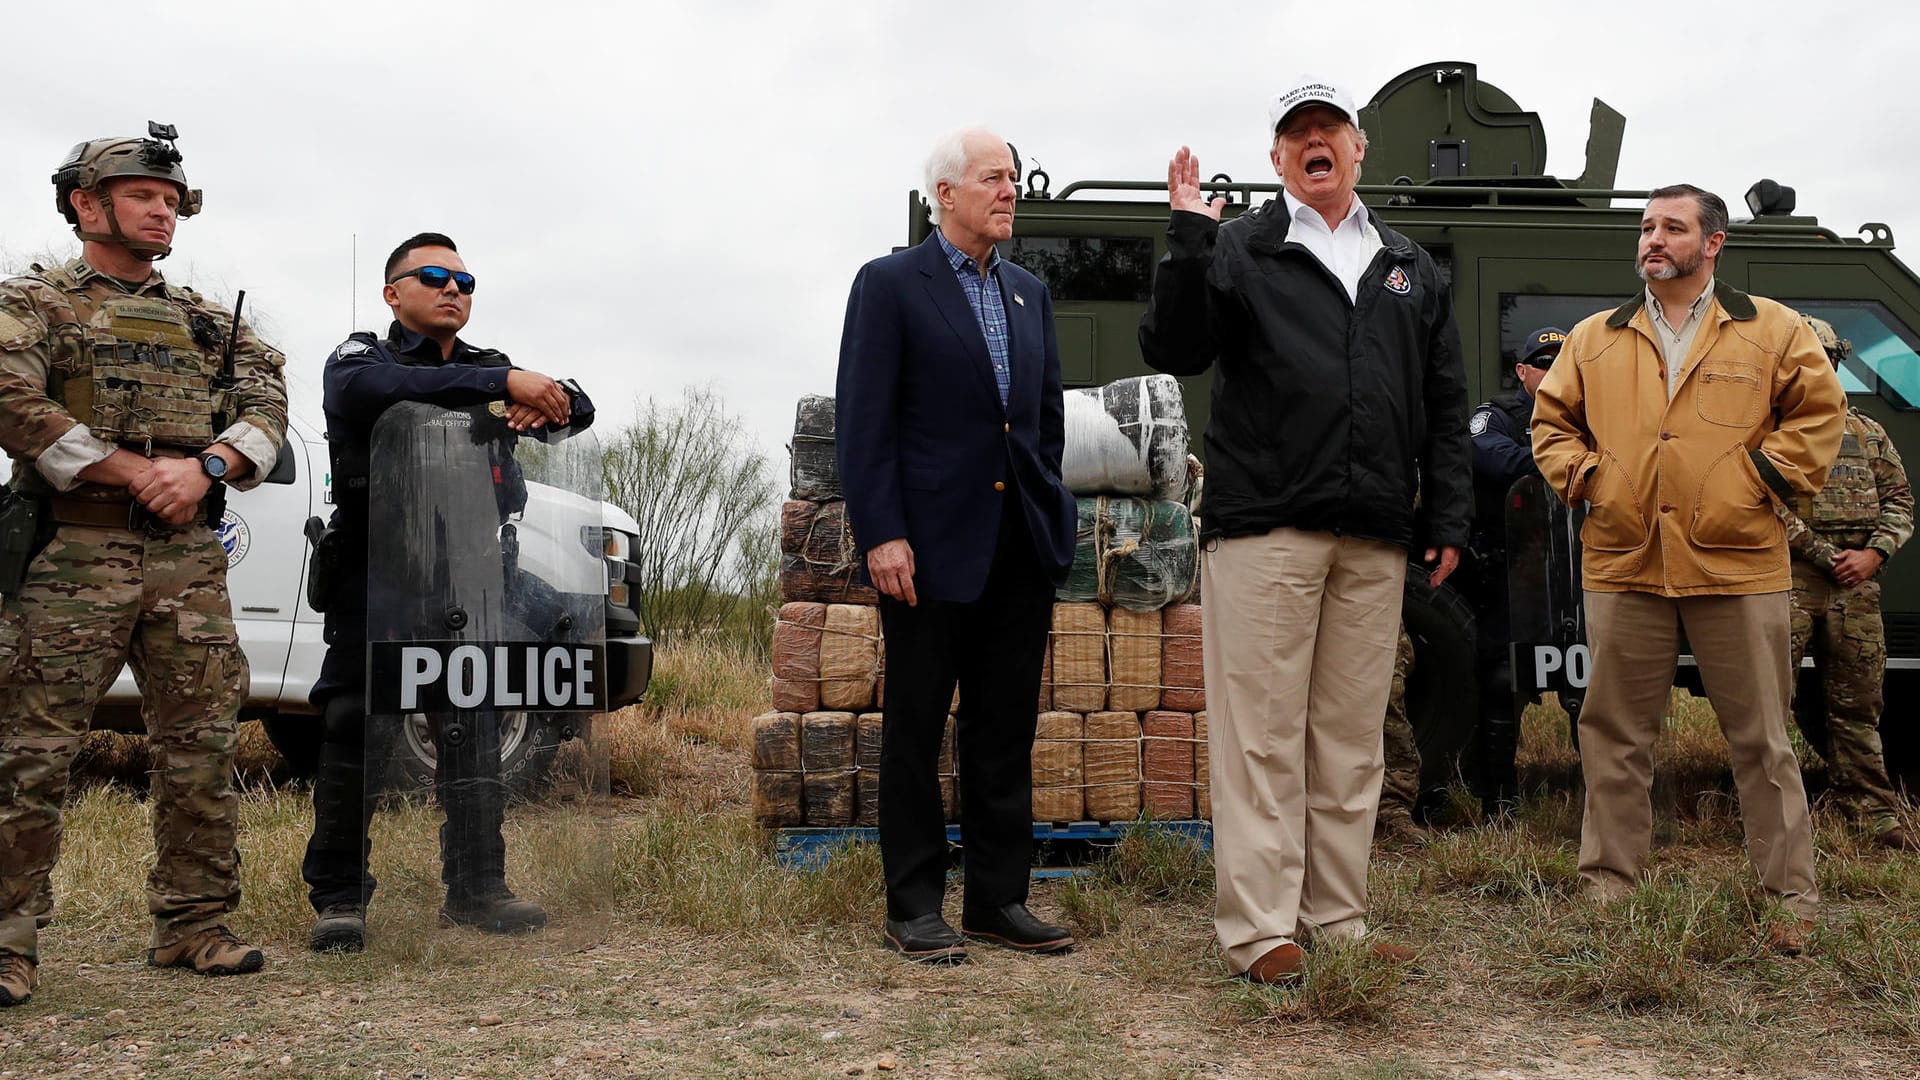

{"left": 1281, "top": 188, "right": 1383, "bottom": 303}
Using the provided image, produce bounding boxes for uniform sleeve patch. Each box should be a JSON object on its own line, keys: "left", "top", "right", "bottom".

{"left": 334, "top": 339, "right": 373, "bottom": 358}
{"left": 1468, "top": 409, "right": 1492, "bottom": 436}
{"left": 0, "top": 309, "right": 40, "bottom": 351}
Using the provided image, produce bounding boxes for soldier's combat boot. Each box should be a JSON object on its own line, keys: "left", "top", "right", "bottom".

{"left": 0, "top": 950, "right": 35, "bottom": 1006}
{"left": 147, "top": 926, "right": 264, "bottom": 976}
{"left": 1874, "top": 823, "right": 1920, "bottom": 852}
{"left": 1373, "top": 803, "right": 1426, "bottom": 846}
{"left": 309, "top": 903, "right": 368, "bottom": 953}
{"left": 440, "top": 887, "right": 547, "bottom": 934}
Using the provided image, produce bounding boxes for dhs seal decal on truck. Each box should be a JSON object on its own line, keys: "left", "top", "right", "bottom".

{"left": 368, "top": 642, "right": 607, "bottom": 713}
{"left": 216, "top": 509, "right": 251, "bottom": 567}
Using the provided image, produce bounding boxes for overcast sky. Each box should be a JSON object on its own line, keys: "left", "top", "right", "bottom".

{"left": 2, "top": 1, "right": 1912, "bottom": 483}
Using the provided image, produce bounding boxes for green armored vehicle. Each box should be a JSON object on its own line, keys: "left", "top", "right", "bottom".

{"left": 905, "top": 61, "right": 1920, "bottom": 797}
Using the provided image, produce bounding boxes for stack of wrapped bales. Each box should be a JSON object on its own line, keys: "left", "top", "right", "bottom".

{"left": 754, "top": 376, "right": 1213, "bottom": 828}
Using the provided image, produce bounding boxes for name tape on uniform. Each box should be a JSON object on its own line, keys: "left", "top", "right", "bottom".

{"left": 369, "top": 642, "right": 606, "bottom": 713}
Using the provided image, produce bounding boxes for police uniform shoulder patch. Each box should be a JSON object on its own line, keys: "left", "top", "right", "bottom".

{"left": 334, "top": 339, "right": 373, "bottom": 358}
{"left": 1469, "top": 408, "right": 1493, "bottom": 436}
{"left": 1384, "top": 266, "right": 1411, "bottom": 295}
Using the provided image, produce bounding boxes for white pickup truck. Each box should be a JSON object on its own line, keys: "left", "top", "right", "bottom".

{"left": 90, "top": 413, "right": 653, "bottom": 784}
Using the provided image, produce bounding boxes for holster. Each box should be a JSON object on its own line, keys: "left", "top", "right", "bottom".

{"left": 304, "top": 515, "right": 338, "bottom": 613}
{"left": 0, "top": 487, "right": 50, "bottom": 597}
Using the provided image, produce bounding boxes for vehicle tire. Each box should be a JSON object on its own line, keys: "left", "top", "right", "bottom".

{"left": 382, "top": 711, "right": 570, "bottom": 802}
{"left": 1880, "top": 668, "right": 1919, "bottom": 796}
{"left": 261, "top": 715, "right": 322, "bottom": 778}
{"left": 1400, "top": 562, "right": 1480, "bottom": 803}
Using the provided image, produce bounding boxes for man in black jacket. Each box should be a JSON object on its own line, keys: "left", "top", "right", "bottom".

{"left": 1139, "top": 76, "right": 1471, "bottom": 985}
{"left": 302, "top": 232, "right": 589, "bottom": 953}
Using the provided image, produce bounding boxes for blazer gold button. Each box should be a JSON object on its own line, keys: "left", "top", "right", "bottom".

{"left": 1003, "top": 423, "right": 1010, "bottom": 433}
{"left": 994, "top": 481, "right": 1006, "bottom": 491}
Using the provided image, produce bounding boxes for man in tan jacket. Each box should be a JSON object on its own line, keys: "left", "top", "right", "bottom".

{"left": 1531, "top": 184, "right": 1845, "bottom": 955}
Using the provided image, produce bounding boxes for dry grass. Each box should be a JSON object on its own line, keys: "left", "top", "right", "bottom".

{"left": 6, "top": 643, "right": 1919, "bottom": 1078}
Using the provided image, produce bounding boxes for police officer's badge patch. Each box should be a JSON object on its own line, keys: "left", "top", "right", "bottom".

{"left": 1469, "top": 409, "right": 1491, "bottom": 436}
{"left": 335, "top": 339, "right": 373, "bottom": 358}
{"left": 1384, "top": 266, "right": 1411, "bottom": 295}
{"left": 488, "top": 399, "right": 508, "bottom": 417}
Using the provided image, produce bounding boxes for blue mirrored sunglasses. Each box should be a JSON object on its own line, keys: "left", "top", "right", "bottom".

{"left": 388, "top": 265, "right": 476, "bottom": 294}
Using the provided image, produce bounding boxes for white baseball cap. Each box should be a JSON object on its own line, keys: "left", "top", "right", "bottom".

{"left": 1268, "top": 76, "right": 1358, "bottom": 133}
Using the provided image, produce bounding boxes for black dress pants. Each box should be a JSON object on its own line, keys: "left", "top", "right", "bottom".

{"left": 875, "top": 505, "right": 1054, "bottom": 921}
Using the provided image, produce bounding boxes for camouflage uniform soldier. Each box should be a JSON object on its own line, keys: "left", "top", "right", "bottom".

{"left": 0, "top": 125, "right": 287, "bottom": 1006}
{"left": 1376, "top": 626, "right": 1424, "bottom": 844}
{"left": 1781, "top": 316, "right": 1916, "bottom": 850}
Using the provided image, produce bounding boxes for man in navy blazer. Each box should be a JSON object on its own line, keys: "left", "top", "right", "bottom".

{"left": 835, "top": 127, "right": 1077, "bottom": 964}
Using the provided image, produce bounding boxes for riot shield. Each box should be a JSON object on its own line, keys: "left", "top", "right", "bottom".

{"left": 1505, "top": 474, "right": 1590, "bottom": 723}
{"left": 364, "top": 400, "right": 611, "bottom": 957}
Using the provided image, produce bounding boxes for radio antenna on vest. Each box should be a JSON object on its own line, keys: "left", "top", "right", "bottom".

{"left": 351, "top": 233, "right": 357, "bottom": 329}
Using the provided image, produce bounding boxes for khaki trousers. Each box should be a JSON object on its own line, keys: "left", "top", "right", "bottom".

{"left": 1203, "top": 527, "right": 1406, "bottom": 973}
{"left": 1579, "top": 590, "right": 1819, "bottom": 918}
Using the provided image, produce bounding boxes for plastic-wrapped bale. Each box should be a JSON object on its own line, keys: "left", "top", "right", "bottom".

{"left": 1060, "top": 374, "right": 1190, "bottom": 501}
{"left": 801, "top": 711, "right": 857, "bottom": 825}
{"left": 1037, "top": 638, "right": 1052, "bottom": 712}
{"left": 1084, "top": 711, "right": 1141, "bottom": 821}
{"left": 780, "top": 500, "right": 878, "bottom": 605}
{"left": 1031, "top": 711, "right": 1084, "bottom": 822}
{"left": 1108, "top": 607, "right": 1162, "bottom": 711}
{"left": 854, "top": 712, "right": 883, "bottom": 825}
{"left": 1057, "top": 496, "right": 1198, "bottom": 611}
{"left": 1195, "top": 710, "right": 1211, "bottom": 820}
{"left": 770, "top": 602, "right": 825, "bottom": 713}
{"left": 1142, "top": 710, "right": 1195, "bottom": 819}
{"left": 1050, "top": 603, "right": 1106, "bottom": 712}
{"left": 789, "top": 394, "right": 841, "bottom": 502}
{"left": 750, "top": 711, "right": 804, "bottom": 826}
{"left": 1160, "top": 604, "right": 1205, "bottom": 711}
{"left": 820, "top": 604, "right": 879, "bottom": 710}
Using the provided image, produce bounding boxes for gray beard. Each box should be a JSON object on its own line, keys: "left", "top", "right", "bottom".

{"left": 1636, "top": 249, "right": 1703, "bottom": 282}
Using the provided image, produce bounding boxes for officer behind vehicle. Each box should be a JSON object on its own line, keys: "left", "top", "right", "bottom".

{"left": 0, "top": 125, "right": 287, "bottom": 1006}
{"left": 1464, "top": 326, "right": 1564, "bottom": 812}
{"left": 302, "top": 232, "right": 589, "bottom": 953}
{"left": 1780, "top": 316, "right": 1916, "bottom": 850}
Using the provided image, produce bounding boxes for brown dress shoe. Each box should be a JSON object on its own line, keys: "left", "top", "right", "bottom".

{"left": 1765, "top": 917, "right": 1816, "bottom": 957}
{"left": 1243, "top": 942, "right": 1305, "bottom": 985}
{"left": 147, "top": 926, "right": 264, "bottom": 976}
{"left": 1367, "top": 939, "right": 1417, "bottom": 963}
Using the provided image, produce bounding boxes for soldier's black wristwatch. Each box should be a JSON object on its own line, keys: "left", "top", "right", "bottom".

{"left": 197, "top": 451, "right": 230, "bottom": 482}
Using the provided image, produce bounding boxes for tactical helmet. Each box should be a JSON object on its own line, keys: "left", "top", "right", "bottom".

{"left": 52, "top": 122, "right": 201, "bottom": 260}
{"left": 1803, "top": 314, "right": 1851, "bottom": 365}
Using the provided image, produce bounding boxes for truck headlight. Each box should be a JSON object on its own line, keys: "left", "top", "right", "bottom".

{"left": 583, "top": 526, "right": 633, "bottom": 561}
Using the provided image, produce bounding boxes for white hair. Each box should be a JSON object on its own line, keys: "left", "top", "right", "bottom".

{"left": 923, "top": 125, "right": 1002, "bottom": 225}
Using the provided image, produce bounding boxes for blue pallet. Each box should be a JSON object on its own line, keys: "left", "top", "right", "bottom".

{"left": 774, "top": 820, "right": 1213, "bottom": 877}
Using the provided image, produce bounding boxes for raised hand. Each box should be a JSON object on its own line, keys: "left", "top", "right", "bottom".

{"left": 1169, "top": 146, "right": 1226, "bottom": 220}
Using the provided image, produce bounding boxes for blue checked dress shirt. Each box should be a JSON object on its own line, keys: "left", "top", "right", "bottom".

{"left": 936, "top": 230, "right": 1011, "bottom": 407}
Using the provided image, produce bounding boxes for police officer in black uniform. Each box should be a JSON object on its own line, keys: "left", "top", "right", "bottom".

{"left": 301, "top": 232, "right": 592, "bottom": 953}
{"left": 1464, "top": 326, "right": 1563, "bottom": 812}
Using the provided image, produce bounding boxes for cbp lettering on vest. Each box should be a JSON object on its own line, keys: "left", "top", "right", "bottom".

{"left": 300, "top": 232, "right": 594, "bottom": 955}
{"left": 1463, "top": 325, "right": 1563, "bottom": 812}
{"left": 0, "top": 124, "right": 289, "bottom": 1005}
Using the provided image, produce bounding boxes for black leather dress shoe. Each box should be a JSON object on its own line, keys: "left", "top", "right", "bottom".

{"left": 961, "top": 903, "right": 1074, "bottom": 953}
{"left": 883, "top": 913, "right": 968, "bottom": 963}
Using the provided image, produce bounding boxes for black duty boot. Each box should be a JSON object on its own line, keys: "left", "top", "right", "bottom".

{"left": 441, "top": 888, "right": 547, "bottom": 933}
{"left": 883, "top": 913, "right": 967, "bottom": 964}
{"left": 309, "top": 903, "right": 368, "bottom": 953}
{"left": 961, "top": 903, "right": 1074, "bottom": 953}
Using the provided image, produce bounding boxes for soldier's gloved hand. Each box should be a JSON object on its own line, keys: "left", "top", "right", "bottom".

{"left": 505, "top": 369, "right": 571, "bottom": 427}
{"left": 130, "top": 457, "right": 212, "bottom": 526}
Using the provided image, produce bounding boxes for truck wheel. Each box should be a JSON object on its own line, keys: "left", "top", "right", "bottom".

{"left": 261, "top": 715, "right": 322, "bottom": 777}
{"left": 1401, "top": 562, "right": 1480, "bottom": 804}
{"left": 384, "top": 712, "right": 567, "bottom": 802}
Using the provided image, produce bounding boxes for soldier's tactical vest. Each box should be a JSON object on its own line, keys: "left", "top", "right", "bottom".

{"left": 33, "top": 262, "right": 236, "bottom": 457}
{"left": 1808, "top": 412, "right": 1881, "bottom": 534}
